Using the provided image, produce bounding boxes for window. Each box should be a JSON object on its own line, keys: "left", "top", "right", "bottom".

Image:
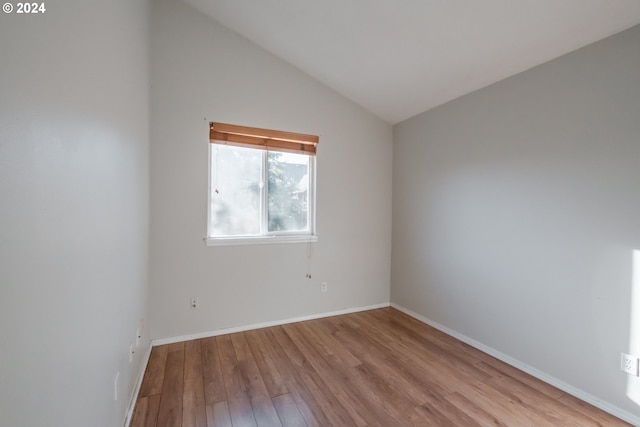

{"left": 206, "top": 122, "right": 319, "bottom": 246}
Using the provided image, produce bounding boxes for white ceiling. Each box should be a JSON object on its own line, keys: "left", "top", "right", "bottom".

{"left": 183, "top": 0, "right": 640, "bottom": 124}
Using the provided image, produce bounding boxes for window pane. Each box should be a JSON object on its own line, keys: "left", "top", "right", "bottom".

{"left": 267, "top": 152, "right": 309, "bottom": 232}
{"left": 210, "top": 145, "right": 262, "bottom": 236}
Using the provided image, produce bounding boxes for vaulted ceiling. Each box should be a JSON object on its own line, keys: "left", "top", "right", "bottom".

{"left": 183, "top": 0, "right": 640, "bottom": 124}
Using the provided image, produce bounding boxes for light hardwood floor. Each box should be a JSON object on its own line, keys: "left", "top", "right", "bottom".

{"left": 131, "top": 307, "right": 631, "bottom": 426}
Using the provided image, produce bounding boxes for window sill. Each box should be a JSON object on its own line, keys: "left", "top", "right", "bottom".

{"left": 205, "top": 234, "right": 318, "bottom": 247}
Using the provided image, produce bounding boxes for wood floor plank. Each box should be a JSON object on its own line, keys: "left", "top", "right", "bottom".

{"left": 346, "top": 361, "right": 427, "bottom": 425}
{"left": 347, "top": 312, "right": 482, "bottom": 396}
{"left": 167, "top": 342, "right": 185, "bottom": 353}
{"left": 282, "top": 322, "right": 376, "bottom": 426}
{"left": 362, "top": 311, "right": 496, "bottom": 392}
{"left": 272, "top": 393, "right": 306, "bottom": 427}
{"left": 139, "top": 345, "right": 168, "bottom": 397}
{"left": 271, "top": 325, "right": 357, "bottom": 426}
{"left": 183, "top": 375, "right": 207, "bottom": 427}
{"left": 249, "top": 394, "right": 284, "bottom": 427}
{"left": 414, "top": 402, "right": 461, "bottom": 427}
{"left": 558, "top": 393, "right": 632, "bottom": 427}
{"left": 476, "top": 358, "right": 567, "bottom": 400}
{"left": 328, "top": 317, "right": 448, "bottom": 404}
{"left": 446, "top": 392, "right": 510, "bottom": 427}
{"left": 306, "top": 323, "right": 422, "bottom": 426}
{"left": 244, "top": 329, "right": 289, "bottom": 397}
{"left": 299, "top": 319, "right": 361, "bottom": 367}
{"left": 419, "top": 393, "right": 484, "bottom": 427}
{"left": 201, "top": 337, "right": 226, "bottom": 405}
{"left": 230, "top": 333, "right": 275, "bottom": 398}
{"left": 185, "top": 339, "right": 203, "bottom": 380}
{"left": 259, "top": 328, "right": 330, "bottom": 427}
{"left": 130, "top": 394, "right": 161, "bottom": 427}
{"left": 217, "top": 334, "right": 258, "bottom": 427}
{"left": 156, "top": 348, "right": 185, "bottom": 427}
{"left": 133, "top": 308, "right": 631, "bottom": 427}
{"left": 358, "top": 310, "right": 492, "bottom": 384}
{"left": 206, "top": 401, "right": 232, "bottom": 427}
{"left": 461, "top": 380, "right": 557, "bottom": 426}
{"left": 231, "top": 333, "right": 283, "bottom": 426}
{"left": 484, "top": 372, "right": 598, "bottom": 427}
{"left": 382, "top": 308, "right": 496, "bottom": 365}
{"left": 184, "top": 340, "right": 206, "bottom": 426}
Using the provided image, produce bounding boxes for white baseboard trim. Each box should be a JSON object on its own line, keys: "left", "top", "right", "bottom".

{"left": 390, "top": 303, "right": 640, "bottom": 427}
{"left": 123, "top": 342, "right": 153, "bottom": 427}
{"left": 151, "top": 302, "right": 391, "bottom": 347}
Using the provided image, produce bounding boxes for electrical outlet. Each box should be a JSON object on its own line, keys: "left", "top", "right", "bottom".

{"left": 621, "top": 353, "right": 638, "bottom": 376}
{"left": 321, "top": 282, "right": 327, "bottom": 293}
{"left": 190, "top": 297, "right": 199, "bottom": 309}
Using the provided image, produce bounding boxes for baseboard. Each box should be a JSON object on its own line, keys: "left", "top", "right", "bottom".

{"left": 390, "top": 303, "right": 640, "bottom": 427}
{"left": 123, "top": 342, "right": 153, "bottom": 427}
{"left": 151, "top": 302, "right": 391, "bottom": 346}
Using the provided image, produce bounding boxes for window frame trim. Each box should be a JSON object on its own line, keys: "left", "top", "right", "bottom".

{"left": 206, "top": 141, "right": 318, "bottom": 246}
{"left": 205, "top": 234, "right": 318, "bottom": 247}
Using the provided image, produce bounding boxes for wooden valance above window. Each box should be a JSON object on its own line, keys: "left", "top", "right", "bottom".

{"left": 209, "top": 122, "right": 319, "bottom": 156}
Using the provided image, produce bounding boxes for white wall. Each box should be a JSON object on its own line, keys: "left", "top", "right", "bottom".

{"left": 149, "top": 0, "right": 392, "bottom": 340}
{"left": 392, "top": 25, "right": 640, "bottom": 420}
{"left": 0, "top": 1, "right": 150, "bottom": 426}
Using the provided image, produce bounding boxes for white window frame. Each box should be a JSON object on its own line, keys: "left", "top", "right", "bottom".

{"left": 206, "top": 145, "right": 318, "bottom": 247}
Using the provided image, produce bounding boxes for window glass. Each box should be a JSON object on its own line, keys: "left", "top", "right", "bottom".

{"left": 267, "top": 152, "right": 310, "bottom": 233}
{"left": 209, "top": 145, "right": 262, "bottom": 236}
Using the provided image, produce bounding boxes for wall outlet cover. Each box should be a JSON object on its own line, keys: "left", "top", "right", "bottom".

{"left": 621, "top": 352, "right": 638, "bottom": 376}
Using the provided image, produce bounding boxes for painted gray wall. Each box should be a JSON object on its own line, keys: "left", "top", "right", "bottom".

{"left": 392, "top": 25, "right": 640, "bottom": 419}
{"left": 149, "top": 0, "right": 392, "bottom": 340}
{"left": 0, "top": 1, "right": 150, "bottom": 426}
